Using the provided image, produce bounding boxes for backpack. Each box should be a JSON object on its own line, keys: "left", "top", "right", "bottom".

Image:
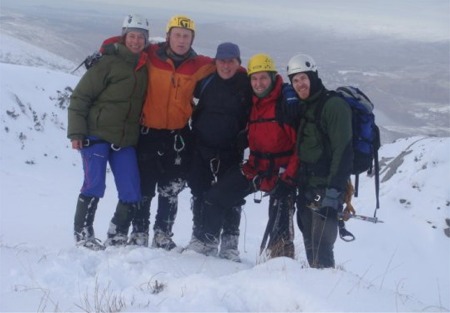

{"left": 313, "top": 86, "right": 381, "bottom": 212}
{"left": 71, "top": 51, "right": 102, "bottom": 74}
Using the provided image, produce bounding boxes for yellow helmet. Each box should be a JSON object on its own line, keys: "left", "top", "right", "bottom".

{"left": 247, "top": 53, "right": 277, "bottom": 76}
{"left": 166, "top": 15, "right": 195, "bottom": 33}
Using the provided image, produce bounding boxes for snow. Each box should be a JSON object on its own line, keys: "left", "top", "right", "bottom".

{"left": 1, "top": 1, "right": 450, "bottom": 312}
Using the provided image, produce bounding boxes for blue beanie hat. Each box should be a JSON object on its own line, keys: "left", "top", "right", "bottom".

{"left": 215, "top": 42, "right": 241, "bottom": 63}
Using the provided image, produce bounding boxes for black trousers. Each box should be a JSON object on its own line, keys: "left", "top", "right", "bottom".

{"left": 132, "top": 127, "right": 191, "bottom": 235}
{"left": 188, "top": 147, "right": 243, "bottom": 240}
{"left": 202, "top": 165, "right": 295, "bottom": 258}
{"left": 201, "top": 166, "right": 253, "bottom": 239}
{"left": 296, "top": 188, "right": 339, "bottom": 268}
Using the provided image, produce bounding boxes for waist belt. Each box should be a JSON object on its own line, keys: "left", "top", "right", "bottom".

{"left": 83, "top": 138, "right": 121, "bottom": 151}
{"left": 250, "top": 149, "right": 293, "bottom": 159}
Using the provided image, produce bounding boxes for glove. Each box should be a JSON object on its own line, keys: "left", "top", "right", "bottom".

{"left": 281, "top": 83, "right": 302, "bottom": 119}
{"left": 271, "top": 179, "right": 294, "bottom": 199}
{"left": 314, "top": 188, "right": 342, "bottom": 219}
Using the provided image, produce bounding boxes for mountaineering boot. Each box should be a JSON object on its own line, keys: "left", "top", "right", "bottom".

{"left": 185, "top": 196, "right": 205, "bottom": 252}
{"left": 152, "top": 191, "right": 181, "bottom": 250}
{"left": 129, "top": 196, "right": 151, "bottom": 246}
{"left": 105, "top": 201, "right": 137, "bottom": 247}
{"left": 186, "top": 234, "right": 219, "bottom": 256}
{"left": 188, "top": 201, "right": 222, "bottom": 256}
{"left": 268, "top": 238, "right": 295, "bottom": 259}
{"left": 219, "top": 205, "right": 241, "bottom": 261}
{"left": 219, "top": 234, "right": 240, "bottom": 262}
{"left": 151, "top": 229, "right": 176, "bottom": 250}
{"left": 128, "top": 232, "right": 149, "bottom": 247}
{"left": 73, "top": 194, "right": 105, "bottom": 251}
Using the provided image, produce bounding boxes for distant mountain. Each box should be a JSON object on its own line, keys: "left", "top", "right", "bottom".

{"left": 0, "top": 33, "right": 77, "bottom": 74}
{"left": 2, "top": 5, "right": 449, "bottom": 144}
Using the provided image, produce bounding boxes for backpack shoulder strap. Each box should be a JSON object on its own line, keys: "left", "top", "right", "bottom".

{"left": 198, "top": 73, "right": 216, "bottom": 99}
{"left": 296, "top": 91, "right": 333, "bottom": 151}
{"left": 194, "top": 73, "right": 216, "bottom": 112}
{"left": 311, "top": 90, "right": 336, "bottom": 135}
{"left": 193, "top": 73, "right": 216, "bottom": 119}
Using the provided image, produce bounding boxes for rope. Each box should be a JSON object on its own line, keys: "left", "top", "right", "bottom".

{"left": 342, "top": 180, "right": 356, "bottom": 221}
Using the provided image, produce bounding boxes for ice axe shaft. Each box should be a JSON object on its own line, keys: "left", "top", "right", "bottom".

{"left": 339, "top": 212, "right": 383, "bottom": 223}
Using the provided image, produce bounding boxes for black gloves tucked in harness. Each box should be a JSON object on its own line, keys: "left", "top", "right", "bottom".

{"left": 271, "top": 178, "right": 295, "bottom": 199}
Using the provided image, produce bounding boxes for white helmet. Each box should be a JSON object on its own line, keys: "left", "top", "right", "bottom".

{"left": 286, "top": 54, "right": 317, "bottom": 76}
{"left": 122, "top": 14, "right": 150, "bottom": 35}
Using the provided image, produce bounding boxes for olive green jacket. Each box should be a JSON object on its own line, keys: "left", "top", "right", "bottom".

{"left": 296, "top": 88, "right": 353, "bottom": 191}
{"left": 67, "top": 44, "right": 148, "bottom": 147}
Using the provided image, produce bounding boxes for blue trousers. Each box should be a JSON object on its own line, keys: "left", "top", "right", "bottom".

{"left": 80, "top": 142, "right": 141, "bottom": 203}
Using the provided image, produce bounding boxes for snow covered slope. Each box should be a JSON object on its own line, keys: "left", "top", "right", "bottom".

{"left": 0, "top": 35, "right": 449, "bottom": 312}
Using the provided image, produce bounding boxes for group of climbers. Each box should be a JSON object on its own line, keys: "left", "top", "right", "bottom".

{"left": 68, "top": 13, "right": 355, "bottom": 268}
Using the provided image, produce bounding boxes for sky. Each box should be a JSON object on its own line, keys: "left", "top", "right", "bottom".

{"left": 0, "top": 1, "right": 449, "bottom": 312}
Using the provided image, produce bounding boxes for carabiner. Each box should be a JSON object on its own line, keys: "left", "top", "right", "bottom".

{"left": 140, "top": 126, "right": 150, "bottom": 135}
{"left": 110, "top": 144, "right": 121, "bottom": 151}
{"left": 209, "top": 157, "right": 220, "bottom": 176}
{"left": 174, "top": 134, "right": 185, "bottom": 153}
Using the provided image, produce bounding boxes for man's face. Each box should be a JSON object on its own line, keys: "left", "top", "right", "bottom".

{"left": 168, "top": 27, "right": 193, "bottom": 55}
{"left": 216, "top": 58, "right": 240, "bottom": 80}
{"left": 291, "top": 72, "right": 311, "bottom": 100}
{"left": 250, "top": 72, "right": 272, "bottom": 96}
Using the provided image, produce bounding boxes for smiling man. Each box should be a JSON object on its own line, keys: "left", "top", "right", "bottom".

{"left": 287, "top": 53, "right": 353, "bottom": 268}
{"left": 192, "top": 53, "right": 299, "bottom": 260}
{"left": 128, "top": 15, "right": 216, "bottom": 250}
{"left": 185, "top": 42, "right": 252, "bottom": 261}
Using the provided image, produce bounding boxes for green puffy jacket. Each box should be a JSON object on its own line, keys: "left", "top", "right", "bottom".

{"left": 67, "top": 43, "right": 148, "bottom": 147}
{"left": 296, "top": 88, "right": 353, "bottom": 191}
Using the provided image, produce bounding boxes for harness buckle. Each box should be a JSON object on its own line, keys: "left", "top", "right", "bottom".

{"left": 83, "top": 138, "right": 91, "bottom": 147}
{"left": 110, "top": 144, "right": 121, "bottom": 151}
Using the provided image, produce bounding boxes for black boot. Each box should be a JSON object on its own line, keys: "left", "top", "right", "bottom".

{"left": 194, "top": 201, "right": 223, "bottom": 256}
{"left": 73, "top": 194, "right": 104, "bottom": 250}
{"left": 105, "top": 201, "right": 137, "bottom": 246}
{"left": 219, "top": 206, "right": 242, "bottom": 262}
{"left": 186, "top": 196, "right": 217, "bottom": 255}
{"left": 129, "top": 196, "right": 151, "bottom": 246}
{"left": 152, "top": 193, "right": 178, "bottom": 250}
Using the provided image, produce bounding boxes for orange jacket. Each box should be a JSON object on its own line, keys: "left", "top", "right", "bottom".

{"left": 142, "top": 43, "right": 215, "bottom": 130}
{"left": 101, "top": 38, "right": 215, "bottom": 130}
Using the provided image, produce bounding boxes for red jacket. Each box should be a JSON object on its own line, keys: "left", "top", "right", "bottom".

{"left": 242, "top": 75, "right": 299, "bottom": 192}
